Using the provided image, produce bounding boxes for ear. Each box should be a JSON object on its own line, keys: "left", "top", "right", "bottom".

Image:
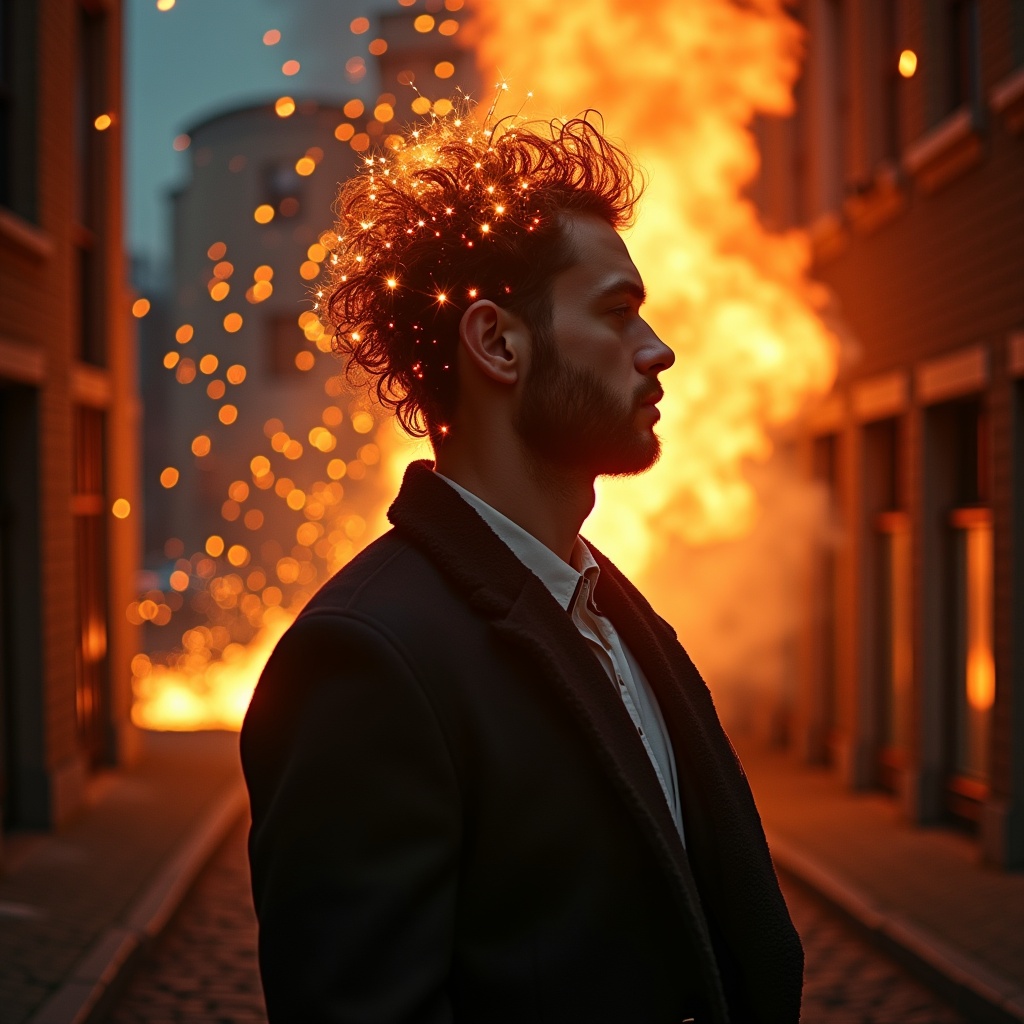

{"left": 459, "top": 300, "right": 528, "bottom": 386}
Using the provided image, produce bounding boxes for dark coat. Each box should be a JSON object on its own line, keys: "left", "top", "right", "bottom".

{"left": 241, "top": 460, "right": 803, "bottom": 1024}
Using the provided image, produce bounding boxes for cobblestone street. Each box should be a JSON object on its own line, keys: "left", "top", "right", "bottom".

{"left": 107, "top": 816, "right": 970, "bottom": 1023}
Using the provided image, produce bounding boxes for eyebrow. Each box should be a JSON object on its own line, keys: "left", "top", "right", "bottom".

{"left": 592, "top": 277, "right": 647, "bottom": 305}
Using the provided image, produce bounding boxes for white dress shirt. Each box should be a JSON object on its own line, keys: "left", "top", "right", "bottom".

{"left": 436, "top": 473, "right": 685, "bottom": 845}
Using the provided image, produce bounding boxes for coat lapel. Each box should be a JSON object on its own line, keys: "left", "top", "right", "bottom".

{"left": 388, "top": 461, "right": 729, "bottom": 1019}
{"left": 589, "top": 547, "right": 805, "bottom": 1024}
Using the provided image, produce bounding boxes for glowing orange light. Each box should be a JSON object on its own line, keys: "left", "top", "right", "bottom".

{"left": 411, "top": 96, "right": 431, "bottom": 115}
{"left": 207, "top": 379, "right": 226, "bottom": 399}
{"left": 351, "top": 133, "right": 370, "bottom": 152}
{"left": 444, "top": 0, "right": 464, "bottom": 9}
{"left": 172, "top": 133, "right": 190, "bottom": 151}
{"left": 218, "top": 404, "right": 238, "bottom": 425}
{"left": 368, "top": 38, "right": 388, "bottom": 56}
{"left": 344, "top": 98, "right": 365, "bottom": 119}
{"left": 223, "top": 313, "right": 243, "bottom": 333}
{"left": 434, "top": 61, "right": 455, "bottom": 80}
{"left": 300, "top": 260, "right": 320, "bottom": 280}
{"left": 169, "top": 570, "right": 189, "bottom": 591}
{"left": 226, "top": 364, "right": 247, "bottom": 384}
{"left": 209, "top": 280, "right": 230, "bottom": 301}
{"left": 295, "top": 351, "right": 316, "bottom": 371}
{"left": 350, "top": 16, "right": 370, "bottom": 33}
{"left": 335, "top": 123, "right": 355, "bottom": 142}
{"left": 351, "top": 411, "right": 374, "bottom": 434}
{"left": 386, "top": 277, "right": 397, "bottom": 288}
{"left": 205, "top": 535, "right": 225, "bottom": 558}
{"left": 438, "top": 19, "right": 459, "bottom": 36}
{"left": 263, "top": 28, "right": 281, "bottom": 45}
{"left": 112, "top": 499, "right": 131, "bottom": 519}
{"left": 282, "top": 59, "right": 301, "bottom": 76}
{"left": 274, "top": 96, "right": 296, "bottom": 117}
{"left": 156, "top": 0, "right": 176, "bottom": 10}
{"left": 253, "top": 264, "right": 273, "bottom": 281}
{"left": 132, "top": 297, "right": 151, "bottom": 318}
{"left": 94, "top": 114, "right": 113, "bottom": 131}
{"left": 374, "top": 103, "right": 395, "bottom": 123}
{"left": 434, "top": 99, "right": 454, "bottom": 116}
{"left": 414, "top": 14, "right": 435, "bottom": 32}
{"left": 213, "top": 260, "right": 234, "bottom": 279}
{"left": 176, "top": 324, "right": 194, "bottom": 344}
{"left": 254, "top": 204, "right": 275, "bottom": 224}
{"left": 898, "top": 49, "right": 918, "bottom": 78}
{"left": 346, "top": 57, "right": 366, "bottom": 81}
{"left": 160, "top": 467, "right": 180, "bottom": 489}
{"left": 295, "top": 156, "right": 316, "bottom": 176}
{"left": 163, "top": 351, "right": 179, "bottom": 369}
{"left": 207, "top": 241, "right": 226, "bottom": 260}
{"left": 192, "top": 435, "right": 212, "bottom": 457}
{"left": 199, "top": 354, "right": 219, "bottom": 374}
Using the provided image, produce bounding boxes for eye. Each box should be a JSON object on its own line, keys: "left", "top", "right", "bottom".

{"left": 608, "top": 306, "right": 630, "bottom": 320}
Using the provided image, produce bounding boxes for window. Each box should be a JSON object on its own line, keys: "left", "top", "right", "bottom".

{"left": 0, "top": 0, "right": 38, "bottom": 219}
{"left": 810, "top": 432, "right": 840, "bottom": 764}
{"left": 72, "top": 406, "right": 109, "bottom": 768}
{"left": 865, "top": 418, "right": 911, "bottom": 792}
{"left": 929, "top": 397, "right": 992, "bottom": 822}
{"left": 264, "top": 160, "right": 304, "bottom": 219}
{"left": 75, "top": 0, "right": 108, "bottom": 365}
{"left": 267, "top": 315, "right": 306, "bottom": 377}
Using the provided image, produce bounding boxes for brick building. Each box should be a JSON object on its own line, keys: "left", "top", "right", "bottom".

{"left": 753, "top": 1, "right": 1024, "bottom": 866}
{"left": 0, "top": 0, "right": 140, "bottom": 842}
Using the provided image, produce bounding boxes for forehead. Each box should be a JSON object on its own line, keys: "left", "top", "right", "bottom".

{"left": 555, "top": 214, "right": 643, "bottom": 299}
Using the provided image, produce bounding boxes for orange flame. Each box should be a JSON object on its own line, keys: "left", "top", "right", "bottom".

{"left": 134, "top": 0, "right": 839, "bottom": 732}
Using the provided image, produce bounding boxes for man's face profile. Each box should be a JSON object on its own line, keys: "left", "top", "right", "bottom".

{"left": 514, "top": 214, "right": 674, "bottom": 478}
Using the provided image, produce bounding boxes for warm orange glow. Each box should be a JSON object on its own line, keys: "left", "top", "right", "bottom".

{"left": 282, "top": 59, "right": 301, "bottom": 76}
{"left": 344, "top": 98, "right": 364, "bottom": 119}
{"left": 898, "top": 49, "right": 918, "bottom": 78}
{"left": 223, "top": 313, "right": 243, "bottom": 333}
{"left": 175, "top": 323, "right": 194, "bottom": 343}
{"left": 445, "top": 0, "right": 464, "bottom": 9}
{"left": 199, "top": 354, "right": 219, "bottom": 374}
{"left": 374, "top": 102, "right": 395, "bottom": 123}
{"left": 207, "top": 241, "right": 227, "bottom": 260}
{"left": 351, "top": 133, "right": 370, "bottom": 153}
{"left": 439, "top": 19, "right": 459, "bottom": 36}
{"left": 132, "top": 298, "right": 151, "bottom": 318}
{"left": 414, "top": 14, "right": 435, "bottom": 32}
{"left": 254, "top": 264, "right": 273, "bottom": 281}
{"left": 192, "top": 435, "right": 211, "bottom": 457}
{"left": 335, "top": 123, "right": 355, "bottom": 142}
{"left": 169, "top": 570, "right": 189, "bottom": 591}
{"left": 295, "top": 156, "right": 316, "bottom": 176}
{"left": 219, "top": 404, "right": 239, "bottom": 425}
{"left": 346, "top": 57, "right": 366, "bottom": 81}
{"left": 350, "top": 16, "right": 370, "bottom": 34}
{"left": 411, "top": 96, "right": 432, "bottom": 115}
{"left": 172, "top": 133, "right": 190, "bottom": 151}
{"left": 274, "top": 96, "right": 296, "bottom": 118}
{"left": 351, "top": 411, "right": 374, "bottom": 434}
{"left": 965, "top": 523, "right": 995, "bottom": 712}
{"left": 94, "top": 113, "right": 113, "bottom": 131}
{"left": 209, "top": 280, "right": 230, "bottom": 301}
{"left": 254, "top": 203, "right": 275, "bottom": 224}
{"left": 207, "top": 380, "right": 226, "bottom": 400}
{"left": 163, "top": 351, "right": 180, "bottom": 369}
{"left": 368, "top": 38, "right": 388, "bottom": 56}
{"left": 262, "top": 28, "right": 281, "bottom": 45}
{"left": 299, "top": 260, "right": 320, "bottom": 280}
{"left": 226, "top": 364, "right": 247, "bottom": 384}
{"left": 434, "top": 61, "right": 455, "bottom": 79}
{"left": 295, "top": 351, "right": 316, "bottom": 371}
{"left": 156, "top": 0, "right": 176, "bottom": 10}
{"left": 205, "top": 535, "right": 225, "bottom": 557}
{"left": 160, "top": 467, "right": 180, "bottom": 488}
{"left": 111, "top": 499, "right": 131, "bottom": 519}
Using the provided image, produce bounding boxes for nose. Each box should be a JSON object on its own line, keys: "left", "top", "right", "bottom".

{"left": 636, "top": 320, "right": 675, "bottom": 375}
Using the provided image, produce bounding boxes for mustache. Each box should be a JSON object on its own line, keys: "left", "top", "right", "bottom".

{"left": 635, "top": 380, "right": 663, "bottom": 404}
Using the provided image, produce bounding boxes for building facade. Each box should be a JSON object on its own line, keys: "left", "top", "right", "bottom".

{"left": 0, "top": 0, "right": 140, "bottom": 841}
{"left": 754, "top": 0, "right": 1024, "bottom": 867}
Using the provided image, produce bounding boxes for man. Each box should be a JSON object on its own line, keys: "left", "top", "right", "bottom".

{"left": 241, "top": 112, "right": 803, "bottom": 1023}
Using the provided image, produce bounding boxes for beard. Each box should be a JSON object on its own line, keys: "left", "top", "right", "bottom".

{"left": 514, "top": 333, "right": 662, "bottom": 478}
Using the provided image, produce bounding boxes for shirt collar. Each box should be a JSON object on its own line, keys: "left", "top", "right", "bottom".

{"left": 435, "top": 471, "right": 600, "bottom": 614}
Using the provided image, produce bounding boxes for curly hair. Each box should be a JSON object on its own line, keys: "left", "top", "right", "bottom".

{"left": 323, "top": 109, "right": 644, "bottom": 440}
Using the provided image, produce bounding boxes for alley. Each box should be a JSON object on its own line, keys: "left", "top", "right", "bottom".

{"left": 106, "top": 816, "right": 968, "bottom": 1024}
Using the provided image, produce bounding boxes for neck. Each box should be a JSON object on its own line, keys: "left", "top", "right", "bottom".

{"left": 434, "top": 429, "right": 594, "bottom": 566}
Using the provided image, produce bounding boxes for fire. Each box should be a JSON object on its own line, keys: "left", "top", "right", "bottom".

{"left": 467, "top": 0, "right": 835, "bottom": 570}
{"left": 133, "top": 0, "right": 838, "bottom": 731}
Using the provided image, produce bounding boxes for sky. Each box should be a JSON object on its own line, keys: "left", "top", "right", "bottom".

{"left": 126, "top": 0, "right": 395, "bottom": 271}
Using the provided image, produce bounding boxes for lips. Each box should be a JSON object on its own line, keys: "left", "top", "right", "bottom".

{"left": 641, "top": 387, "right": 663, "bottom": 407}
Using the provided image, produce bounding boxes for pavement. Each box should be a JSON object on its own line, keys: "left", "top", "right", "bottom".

{"left": 737, "top": 740, "right": 1024, "bottom": 1024}
{"left": 0, "top": 730, "right": 246, "bottom": 1024}
{"left": 0, "top": 728, "right": 1021, "bottom": 1024}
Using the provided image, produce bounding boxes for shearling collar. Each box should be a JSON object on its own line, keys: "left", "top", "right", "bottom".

{"left": 387, "top": 459, "right": 803, "bottom": 1024}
